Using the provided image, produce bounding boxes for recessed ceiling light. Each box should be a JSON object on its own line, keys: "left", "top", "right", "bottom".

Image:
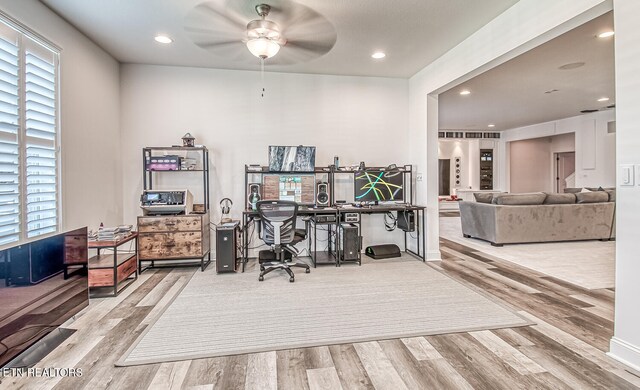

{"left": 558, "top": 62, "right": 585, "bottom": 70}
{"left": 598, "top": 31, "right": 614, "bottom": 38}
{"left": 597, "top": 97, "right": 610, "bottom": 102}
{"left": 488, "top": 124, "right": 495, "bottom": 128}
{"left": 371, "top": 52, "right": 386, "bottom": 59}
{"left": 459, "top": 90, "right": 471, "bottom": 96}
{"left": 154, "top": 35, "right": 173, "bottom": 44}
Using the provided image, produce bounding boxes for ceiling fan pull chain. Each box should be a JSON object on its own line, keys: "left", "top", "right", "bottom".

{"left": 261, "top": 57, "right": 265, "bottom": 97}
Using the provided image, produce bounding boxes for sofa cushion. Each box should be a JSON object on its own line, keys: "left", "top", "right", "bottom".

{"left": 564, "top": 187, "right": 582, "bottom": 194}
{"left": 492, "top": 192, "right": 547, "bottom": 205}
{"left": 576, "top": 191, "right": 609, "bottom": 204}
{"left": 543, "top": 193, "right": 576, "bottom": 204}
{"left": 606, "top": 189, "right": 616, "bottom": 202}
{"left": 474, "top": 193, "right": 494, "bottom": 204}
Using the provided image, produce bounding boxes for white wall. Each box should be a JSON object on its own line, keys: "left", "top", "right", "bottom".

{"left": 438, "top": 139, "right": 502, "bottom": 194}
{"left": 0, "top": 0, "right": 122, "bottom": 231}
{"left": 438, "top": 140, "right": 471, "bottom": 193}
{"left": 509, "top": 137, "right": 554, "bottom": 193}
{"left": 610, "top": 0, "right": 640, "bottom": 372}
{"left": 120, "top": 64, "right": 409, "bottom": 251}
{"left": 501, "top": 111, "right": 614, "bottom": 192}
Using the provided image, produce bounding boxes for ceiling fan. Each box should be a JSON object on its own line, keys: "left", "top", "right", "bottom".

{"left": 184, "top": 0, "right": 337, "bottom": 65}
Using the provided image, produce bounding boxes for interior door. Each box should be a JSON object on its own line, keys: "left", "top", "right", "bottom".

{"left": 555, "top": 152, "right": 576, "bottom": 192}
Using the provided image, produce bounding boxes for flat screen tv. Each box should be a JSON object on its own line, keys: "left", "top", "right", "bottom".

{"left": 268, "top": 146, "right": 316, "bottom": 172}
{"left": 0, "top": 228, "right": 88, "bottom": 368}
{"left": 355, "top": 170, "right": 404, "bottom": 202}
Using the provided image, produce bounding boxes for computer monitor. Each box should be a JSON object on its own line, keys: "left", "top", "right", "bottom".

{"left": 354, "top": 170, "right": 404, "bottom": 202}
{"left": 268, "top": 146, "right": 316, "bottom": 172}
{"left": 262, "top": 174, "right": 316, "bottom": 205}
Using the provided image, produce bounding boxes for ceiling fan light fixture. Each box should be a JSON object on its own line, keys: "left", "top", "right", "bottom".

{"left": 154, "top": 35, "right": 173, "bottom": 44}
{"left": 247, "top": 37, "right": 281, "bottom": 59}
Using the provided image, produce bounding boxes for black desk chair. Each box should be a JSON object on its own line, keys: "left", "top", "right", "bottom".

{"left": 256, "top": 200, "right": 310, "bottom": 282}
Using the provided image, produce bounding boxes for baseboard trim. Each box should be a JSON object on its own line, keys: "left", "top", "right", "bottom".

{"left": 608, "top": 337, "right": 640, "bottom": 374}
{"left": 426, "top": 250, "right": 442, "bottom": 261}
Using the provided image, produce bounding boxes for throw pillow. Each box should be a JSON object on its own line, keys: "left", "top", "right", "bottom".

{"left": 543, "top": 193, "right": 576, "bottom": 204}
{"left": 494, "top": 192, "right": 547, "bottom": 205}
{"left": 576, "top": 191, "right": 609, "bottom": 203}
{"left": 474, "top": 193, "right": 494, "bottom": 204}
{"left": 606, "top": 189, "right": 616, "bottom": 202}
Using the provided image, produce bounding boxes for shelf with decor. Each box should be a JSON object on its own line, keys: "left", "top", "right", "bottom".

{"left": 139, "top": 143, "right": 212, "bottom": 272}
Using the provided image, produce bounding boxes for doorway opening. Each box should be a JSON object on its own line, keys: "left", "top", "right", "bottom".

{"left": 555, "top": 152, "right": 576, "bottom": 193}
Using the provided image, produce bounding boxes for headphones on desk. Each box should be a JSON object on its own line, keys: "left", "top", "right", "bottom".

{"left": 220, "top": 198, "right": 233, "bottom": 223}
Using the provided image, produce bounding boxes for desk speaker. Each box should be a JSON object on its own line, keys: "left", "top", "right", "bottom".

{"left": 316, "top": 182, "right": 329, "bottom": 207}
{"left": 248, "top": 183, "right": 261, "bottom": 210}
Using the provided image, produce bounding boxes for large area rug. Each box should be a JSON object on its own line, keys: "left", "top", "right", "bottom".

{"left": 118, "top": 256, "right": 529, "bottom": 366}
{"left": 440, "top": 216, "right": 615, "bottom": 290}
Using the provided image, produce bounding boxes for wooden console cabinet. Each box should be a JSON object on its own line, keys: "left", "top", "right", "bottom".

{"left": 88, "top": 233, "right": 138, "bottom": 297}
{"left": 137, "top": 212, "right": 211, "bottom": 272}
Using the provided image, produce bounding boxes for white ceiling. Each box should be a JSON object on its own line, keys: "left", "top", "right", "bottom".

{"left": 438, "top": 12, "right": 615, "bottom": 131}
{"left": 40, "top": 0, "right": 520, "bottom": 78}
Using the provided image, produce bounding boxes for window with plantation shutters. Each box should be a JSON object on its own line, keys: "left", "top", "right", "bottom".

{"left": 0, "top": 17, "right": 60, "bottom": 246}
{"left": 0, "top": 33, "right": 20, "bottom": 245}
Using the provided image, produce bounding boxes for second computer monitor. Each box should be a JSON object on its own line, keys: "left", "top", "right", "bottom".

{"left": 354, "top": 170, "right": 404, "bottom": 202}
{"left": 262, "top": 174, "right": 316, "bottom": 205}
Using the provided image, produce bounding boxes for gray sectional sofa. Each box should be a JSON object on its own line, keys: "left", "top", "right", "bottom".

{"left": 459, "top": 191, "right": 615, "bottom": 246}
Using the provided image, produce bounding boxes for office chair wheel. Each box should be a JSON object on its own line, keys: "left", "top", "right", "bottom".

{"left": 289, "top": 277, "right": 295, "bottom": 283}
{"left": 259, "top": 276, "right": 264, "bottom": 281}
{"left": 305, "top": 268, "right": 310, "bottom": 273}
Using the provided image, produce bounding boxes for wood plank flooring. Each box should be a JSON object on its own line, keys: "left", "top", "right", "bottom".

{"left": 1, "top": 238, "right": 639, "bottom": 390}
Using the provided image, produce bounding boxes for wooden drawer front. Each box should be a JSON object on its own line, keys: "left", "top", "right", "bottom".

{"left": 138, "top": 216, "right": 202, "bottom": 232}
{"left": 139, "top": 232, "right": 203, "bottom": 259}
{"left": 89, "top": 256, "right": 137, "bottom": 287}
{"left": 65, "top": 235, "right": 88, "bottom": 264}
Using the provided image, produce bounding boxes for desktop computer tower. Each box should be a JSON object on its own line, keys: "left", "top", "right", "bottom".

{"left": 216, "top": 222, "right": 239, "bottom": 273}
{"left": 397, "top": 210, "right": 415, "bottom": 232}
{"left": 340, "top": 223, "right": 360, "bottom": 261}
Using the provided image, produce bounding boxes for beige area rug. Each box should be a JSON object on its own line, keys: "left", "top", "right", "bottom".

{"left": 118, "top": 255, "right": 529, "bottom": 366}
{"left": 440, "top": 216, "right": 615, "bottom": 290}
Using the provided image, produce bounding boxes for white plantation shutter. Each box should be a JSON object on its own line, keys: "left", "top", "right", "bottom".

{"left": 0, "top": 32, "right": 20, "bottom": 245}
{"left": 25, "top": 46, "right": 57, "bottom": 238}
{"left": 0, "top": 18, "right": 60, "bottom": 245}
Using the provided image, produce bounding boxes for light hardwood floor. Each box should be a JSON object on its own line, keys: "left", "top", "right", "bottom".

{"left": 1, "top": 239, "right": 639, "bottom": 390}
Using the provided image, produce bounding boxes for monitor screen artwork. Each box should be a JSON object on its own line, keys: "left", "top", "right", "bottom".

{"left": 268, "top": 146, "right": 316, "bottom": 172}
{"left": 262, "top": 174, "right": 316, "bottom": 205}
{"left": 354, "top": 170, "right": 404, "bottom": 202}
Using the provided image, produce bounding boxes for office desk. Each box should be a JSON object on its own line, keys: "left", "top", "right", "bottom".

{"left": 241, "top": 207, "right": 339, "bottom": 272}
{"left": 336, "top": 204, "right": 426, "bottom": 263}
{"left": 241, "top": 204, "right": 426, "bottom": 270}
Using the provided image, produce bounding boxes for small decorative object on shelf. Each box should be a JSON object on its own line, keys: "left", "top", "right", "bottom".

{"left": 182, "top": 132, "right": 195, "bottom": 147}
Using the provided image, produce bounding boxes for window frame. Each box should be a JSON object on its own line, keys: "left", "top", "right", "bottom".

{"left": 0, "top": 11, "right": 62, "bottom": 249}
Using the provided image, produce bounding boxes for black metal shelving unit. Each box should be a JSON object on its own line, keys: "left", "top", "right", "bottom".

{"left": 143, "top": 146, "right": 210, "bottom": 210}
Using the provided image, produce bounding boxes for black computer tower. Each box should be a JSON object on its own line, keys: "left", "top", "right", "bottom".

{"left": 216, "top": 222, "right": 239, "bottom": 273}
{"left": 397, "top": 210, "right": 415, "bottom": 232}
{"left": 340, "top": 223, "right": 360, "bottom": 261}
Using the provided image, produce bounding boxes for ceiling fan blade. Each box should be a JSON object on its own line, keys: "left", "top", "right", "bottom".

{"left": 195, "top": 39, "right": 242, "bottom": 50}
{"left": 286, "top": 39, "right": 334, "bottom": 55}
{"left": 189, "top": 2, "right": 246, "bottom": 32}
